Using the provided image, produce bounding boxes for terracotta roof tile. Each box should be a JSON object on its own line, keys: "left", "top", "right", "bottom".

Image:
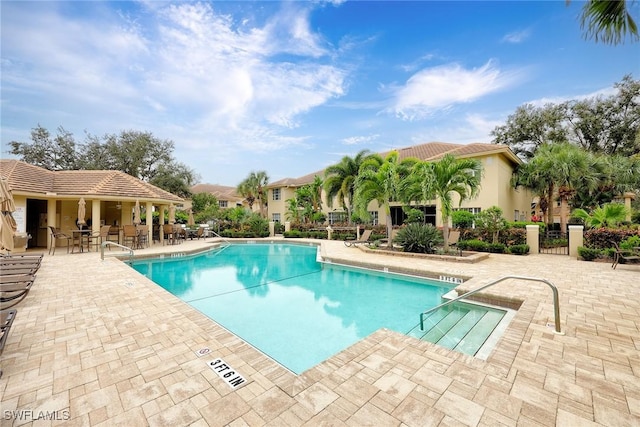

{"left": 267, "top": 142, "right": 520, "bottom": 187}
{"left": 0, "top": 159, "right": 182, "bottom": 202}
{"left": 191, "top": 183, "right": 243, "bottom": 202}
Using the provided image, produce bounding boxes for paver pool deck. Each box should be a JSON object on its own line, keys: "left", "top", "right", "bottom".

{"left": 1, "top": 238, "right": 638, "bottom": 426}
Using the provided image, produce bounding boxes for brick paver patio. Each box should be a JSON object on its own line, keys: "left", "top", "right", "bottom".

{"left": 1, "top": 238, "right": 638, "bottom": 426}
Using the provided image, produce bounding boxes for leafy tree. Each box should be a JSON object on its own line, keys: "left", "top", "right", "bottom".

{"left": 491, "top": 103, "right": 568, "bottom": 159}
{"left": 475, "top": 206, "right": 508, "bottom": 244}
{"left": 493, "top": 75, "right": 640, "bottom": 158}
{"left": 9, "top": 125, "right": 79, "bottom": 170}
{"left": 572, "top": 203, "right": 629, "bottom": 228}
{"left": 324, "top": 150, "right": 373, "bottom": 224}
{"left": 578, "top": 0, "right": 639, "bottom": 45}
{"left": 237, "top": 171, "right": 269, "bottom": 217}
{"left": 408, "top": 154, "right": 482, "bottom": 249}
{"left": 150, "top": 162, "right": 198, "bottom": 199}
{"left": 568, "top": 75, "right": 640, "bottom": 157}
{"left": 190, "top": 192, "right": 220, "bottom": 223}
{"left": 9, "top": 125, "right": 197, "bottom": 197}
{"left": 354, "top": 151, "right": 418, "bottom": 247}
{"left": 285, "top": 197, "right": 302, "bottom": 223}
{"left": 452, "top": 210, "right": 475, "bottom": 229}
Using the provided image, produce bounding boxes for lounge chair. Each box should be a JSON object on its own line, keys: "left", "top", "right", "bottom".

{"left": 0, "top": 308, "right": 17, "bottom": 378}
{"left": 344, "top": 229, "right": 374, "bottom": 247}
{"left": 612, "top": 241, "right": 640, "bottom": 269}
{"left": 0, "top": 273, "right": 35, "bottom": 285}
{"left": 0, "top": 265, "right": 38, "bottom": 276}
{"left": 1, "top": 280, "right": 33, "bottom": 307}
{"left": 0, "top": 254, "right": 43, "bottom": 266}
{"left": 448, "top": 230, "right": 462, "bottom": 255}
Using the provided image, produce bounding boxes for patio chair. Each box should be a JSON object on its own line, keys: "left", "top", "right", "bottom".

{"left": 448, "top": 230, "right": 462, "bottom": 256}
{"left": 88, "top": 225, "right": 113, "bottom": 251}
{"left": 0, "top": 308, "right": 17, "bottom": 378}
{"left": 163, "top": 224, "right": 175, "bottom": 245}
{"left": 611, "top": 241, "right": 640, "bottom": 269}
{"left": 48, "top": 226, "right": 72, "bottom": 255}
{"left": 136, "top": 225, "right": 149, "bottom": 248}
{"left": 344, "top": 229, "right": 374, "bottom": 247}
{"left": 122, "top": 225, "right": 138, "bottom": 249}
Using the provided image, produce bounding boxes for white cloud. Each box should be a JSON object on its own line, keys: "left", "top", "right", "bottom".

{"left": 387, "top": 60, "right": 525, "bottom": 120}
{"left": 1, "top": 1, "right": 348, "bottom": 158}
{"left": 502, "top": 29, "right": 531, "bottom": 44}
{"left": 341, "top": 134, "right": 380, "bottom": 145}
{"left": 527, "top": 87, "right": 617, "bottom": 107}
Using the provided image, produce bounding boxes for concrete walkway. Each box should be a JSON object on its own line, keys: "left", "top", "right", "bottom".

{"left": 1, "top": 238, "right": 638, "bottom": 426}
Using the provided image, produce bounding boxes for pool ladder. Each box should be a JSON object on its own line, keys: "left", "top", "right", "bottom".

{"left": 420, "top": 275, "right": 563, "bottom": 334}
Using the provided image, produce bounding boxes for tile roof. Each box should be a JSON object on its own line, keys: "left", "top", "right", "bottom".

{"left": 0, "top": 159, "right": 183, "bottom": 203}
{"left": 190, "top": 183, "right": 243, "bottom": 203}
{"left": 268, "top": 142, "right": 520, "bottom": 188}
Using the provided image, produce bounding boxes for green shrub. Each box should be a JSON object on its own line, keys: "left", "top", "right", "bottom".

{"left": 394, "top": 223, "right": 443, "bottom": 253}
{"left": 577, "top": 246, "right": 602, "bottom": 261}
{"left": 620, "top": 235, "right": 640, "bottom": 250}
{"left": 283, "top": 230, "right": 302, "bottom": 238}
{"left": 458, "top": 239, "right": 488, "bottom": 252}
{"left": 487, "top": 243, "right": 506, "bottom": 253}
{"left": 508, "top": 244, "right": 530, "bottom": 255}
{"left": 452, "top": 210, "right": 474, "bottom": 229}
{"left": 584, "top": 228, "right": 640, "bottom": 249}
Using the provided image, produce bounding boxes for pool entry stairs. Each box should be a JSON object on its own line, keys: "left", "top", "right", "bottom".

{"left": 408, "top": 275, "right": 563, "bottom": 357}
{"left": 407, "top": 303, "right": 506, "bottom": 356}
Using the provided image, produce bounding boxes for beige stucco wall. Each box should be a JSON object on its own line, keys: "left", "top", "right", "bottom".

{"left": 266, "top": 152, "right": 533, "bottom": 227}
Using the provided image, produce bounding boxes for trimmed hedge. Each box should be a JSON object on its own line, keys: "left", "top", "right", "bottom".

{"left": 577, "top": 246, "right": 603, "bottom": 261}
{"left": 584, "top": 228, "right": 640, "bottom": 249}
{"left": 508, "top": 244, "right": 529, "bottom": 255}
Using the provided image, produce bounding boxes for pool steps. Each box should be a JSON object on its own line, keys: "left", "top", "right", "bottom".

{"left": 407, "top": 303, "right": 506, "bottom": 357}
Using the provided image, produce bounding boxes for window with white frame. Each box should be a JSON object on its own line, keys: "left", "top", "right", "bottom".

{"left": 272, "top": 213, "right": 281, "bottom": 223}
{"left": 272, "top": 188, "right": 281, "bottom": 201}
{"left": 219, "top": 200, "right": 228, "bottom": 208}
{"left": 368, "top": 211, "right": 379, "bottom": 226}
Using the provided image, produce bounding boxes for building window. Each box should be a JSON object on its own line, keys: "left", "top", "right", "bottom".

{"left": 328, "top": 211, "right": 347, "bottom": 225}
{"left": 272, "top": 188, "right": 281, "bottom": 201}
{"left": 272, "top": 213, "right": 281, "bottom": 223}
{"left": 454, "top": 207, "right": 481, "bottom": 214}
{"left": 368, "top": 211, "right": 379, "bottom": 226}
{"left": 219, "top": 200, "right": 228, "bottom": 208}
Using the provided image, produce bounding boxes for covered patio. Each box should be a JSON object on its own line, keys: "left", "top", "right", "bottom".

{"left": 0, "top": 160, "right": 184, "bottom": 253}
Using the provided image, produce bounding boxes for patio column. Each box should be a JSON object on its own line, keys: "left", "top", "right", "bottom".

{"left": 525, "top": 225, "right": 539, "bottom": 255}
{"left": 47, "top": 199, "right": 57, "bottom": 250}
{"left": 624, "top": 192, "right": 635, "bottom": 222}
{"left": 568, "top": 225, "right": 584, "bottom": 259}
{"left": 146, "top": 201, "right": 153, "bottom": 245}
{"left": 91, "top": 199, "right": 100, "bottom": 234}
{"left": 159, "top": 205, "right": 166, "bottom": 245}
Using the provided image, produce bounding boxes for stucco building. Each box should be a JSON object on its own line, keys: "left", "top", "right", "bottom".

{"left": 266, "top": 142, "right": 533, "bottom": 228}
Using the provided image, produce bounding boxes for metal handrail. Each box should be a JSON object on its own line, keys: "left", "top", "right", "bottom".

{"left": 101, "top": 241, "right": 134, "bottom": 263}
{"left": 420, "top": 275, "right": 563, "bottom": 334}
{"left": 207, "top": 230, "right": 232, "bottom": 247}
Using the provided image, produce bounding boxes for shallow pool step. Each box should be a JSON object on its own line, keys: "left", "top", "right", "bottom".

{"left": 408, "top": 303, "right": 506, "bottom": 356}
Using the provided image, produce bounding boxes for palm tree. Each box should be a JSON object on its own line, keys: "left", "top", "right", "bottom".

{"left": 324, "top": 150, "right": 372, "bottom": 224}
{"left": 579, "top": 0, "right": 639, "bottom": 45}
{"left": 354, "top": 151, "right": 418, "bottom": 247}
{"left": 237, "top": 171, "right": 269, "bottom": 217}
{"left": 409, "top": 154, "right": 482, "bottom": 249}
{"left": 572, "top": 203, "right": 629, "bottom": 228}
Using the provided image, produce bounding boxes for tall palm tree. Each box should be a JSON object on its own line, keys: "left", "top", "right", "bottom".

{"left": 579, "top": 0, "right": 639, "bottom": 45}
{"left": 409, "top": 154, "right": 482, "bottom": 249}
{"left": 237, "top": 171, "right": 269, "bottom": 217}
{"left": 324, "top": 150, "right": 372, "bottom": 224}
{"left": 354, "top": 151, "right": 418, "bottom": 247}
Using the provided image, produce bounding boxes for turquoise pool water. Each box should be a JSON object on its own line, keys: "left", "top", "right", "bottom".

{"left": 131, "top": 243, "right": 453, "bottom": 374}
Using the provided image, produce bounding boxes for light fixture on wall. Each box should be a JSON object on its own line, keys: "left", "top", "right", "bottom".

{"left": 116, "top": 204, "right": 122, "bottom": 210}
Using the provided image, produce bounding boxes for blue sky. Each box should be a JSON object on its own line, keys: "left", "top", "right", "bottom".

{"left": 1, "top": 1, "right": 637, "bottom": 187}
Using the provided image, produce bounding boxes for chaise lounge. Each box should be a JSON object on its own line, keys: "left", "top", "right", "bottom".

{"left": 344, "top": 229, "right": 374, "bottom": 247}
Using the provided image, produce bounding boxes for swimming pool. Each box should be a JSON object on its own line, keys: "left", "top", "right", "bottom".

{"left": 131, "top": 243, "right": 454, "bottom": 374}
